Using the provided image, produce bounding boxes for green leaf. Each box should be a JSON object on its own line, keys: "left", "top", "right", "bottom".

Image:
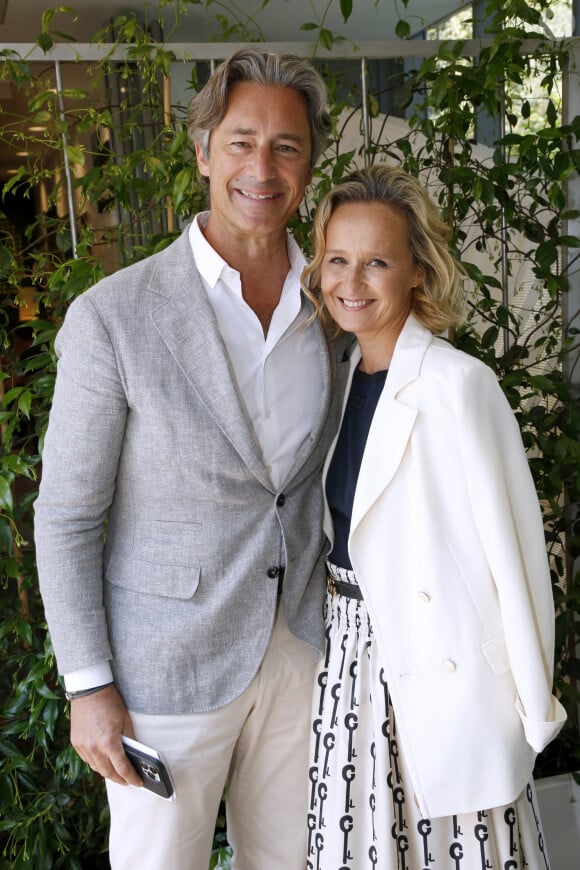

{"left": 529, "top": 375, "right": 557, "bottom": 393}
{"left": 2, "top": 556, "right": 18, "bottom": 579}
{"left": 4, "top": 384, "right": 27, "bottom": 404}
{"left": 0, "top": 517, "right": 13, "bottom": 554}
{"left": 440, "top": 167, "right": 476, "bottom": 185}
{"left": 482, "top": 326, "right": 499, "bottom": 348}
{"left": 0, "top": 475, "right": 13, "bottom": 510}
{"left": 496, "top": 306, "right": 509, "bottom": 327}
{"left": 546, "top": 100, "right": 558, "bottom": 127}
{"left": 65, "top": 145, "right": 85, "bottom": 166}
{"left": 172, "top": 166, "right": 193, "bottom": 211}
{"left": 537, "top": 128, "right": 562, "bottom": 141}
{"left": 17, "top": 620, "right": 33, "bottom": 646}
{"left": 0, "top": 244, "right": 14, "bottom": 279}
{"left": 395, "top": 19, "right": 411, "bottom": 39}
{"left": 127, "top": 44, "right": 156, "bottom": 60}
{"left": 3, "top": 454, "right": 36, "bottom": 478}
{"left": 558, "top": 235, "right": 580, "bottom": 248}
{"left": 40, "top": 9, "right": 56, "bottom": 30}
{"left": 51, "top": 29, "right": 78, "bottom": 43}
{"left": 2, "top": 166, "right": 27, "bottom": 195}
{"left": 340, "top": 0, "right": 353, "bottom": 22}
{"left": 319, "top": 28, "right": 334, "bottom": 50}
{"left": 35, "top": 32, "right": 53, "bottom": 52}
{"left": 56, "top": 228, "right": 72, "bottom": 253}
{"left": 60, "top": 88, "right": 89, "bottom": 100}
{"left": 28, "top": 91, "right": 54, "bottom": 113}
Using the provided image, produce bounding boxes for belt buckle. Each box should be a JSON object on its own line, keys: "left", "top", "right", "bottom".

{"left": 327, "top": 575, "right": 338, "bottom": 596}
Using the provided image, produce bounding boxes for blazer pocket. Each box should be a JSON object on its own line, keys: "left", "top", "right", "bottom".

{"left": 481, "top": 634, "right": 511, "bottom": 676}
{"left": 105, "top": 519, "right": 202, "bottom": 599}
{"left": 106, "top": 560, "right": 201, "bottom": 600}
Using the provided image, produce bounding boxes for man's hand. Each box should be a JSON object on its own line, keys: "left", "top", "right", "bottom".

{"left": 70, "top": 683, "right": 143, "bottom": 787}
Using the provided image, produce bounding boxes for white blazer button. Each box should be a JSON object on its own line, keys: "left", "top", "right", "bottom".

{"left": 417, "top": 591, "right": 431, "bottom": 603}
{"left": 443, "top": 659, "right": 457, "bottom": 672}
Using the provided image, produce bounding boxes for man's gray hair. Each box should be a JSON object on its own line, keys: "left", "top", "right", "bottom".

{"left": 187, "top": 47, "right": 331, "bottom": 168}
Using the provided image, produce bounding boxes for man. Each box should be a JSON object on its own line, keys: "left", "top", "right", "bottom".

{"left": 34, "top": 49, "right": 346, "bottom": 869}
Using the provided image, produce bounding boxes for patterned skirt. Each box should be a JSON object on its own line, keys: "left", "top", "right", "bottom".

{"left": 307, "top": 562, "right": 551, "bottom": 870}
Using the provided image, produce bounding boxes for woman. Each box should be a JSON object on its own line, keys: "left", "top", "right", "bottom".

{"left": 303, "top": 165, "right": 566, "bottom": 869}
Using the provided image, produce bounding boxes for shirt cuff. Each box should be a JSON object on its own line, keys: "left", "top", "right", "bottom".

{"left": 63, "top": 662, "right": 114, "bottom": 693}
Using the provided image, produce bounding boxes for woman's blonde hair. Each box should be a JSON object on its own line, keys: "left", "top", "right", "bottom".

{"left": 303, "top": 165, "right": 464, "bottom": 334}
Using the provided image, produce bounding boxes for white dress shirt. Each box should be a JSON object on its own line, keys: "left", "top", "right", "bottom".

{"left": 64, "top": 214, "right": 323, "bottom": 692}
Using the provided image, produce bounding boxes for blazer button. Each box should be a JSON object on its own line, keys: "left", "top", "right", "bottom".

{"left": 443, "top": 659, "right": 457, "bottom": 672}
{"left": 417, "top": 591, "right": 431, "bottom": 603}
{"left": 266, "top": 566, "right": 280, "bottom": 579}
{"left": 276, "top": 493, "right": 286, "bottom": 507}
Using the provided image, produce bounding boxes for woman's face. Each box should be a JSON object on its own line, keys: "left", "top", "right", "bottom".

{"left": 320, "top": 201, "right": 421, "bottom": 356}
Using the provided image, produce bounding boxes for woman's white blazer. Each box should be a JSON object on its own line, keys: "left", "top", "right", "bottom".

{"left": 322, "top": 313, "right": 566, "bottom": 819}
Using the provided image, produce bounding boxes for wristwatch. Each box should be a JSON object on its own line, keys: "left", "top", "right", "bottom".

{"left": 65, "top": 682, "right": 114, "bottom": 701}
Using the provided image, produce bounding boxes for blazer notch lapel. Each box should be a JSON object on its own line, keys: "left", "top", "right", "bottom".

{"left": 350, "top": 397, "right": 417, "bottom": 536}
{"left": 282, "top": 317, "right": 343, "bottom": 488}
{"left": 151, "top": 275, "right": 271, "bottom": 488}
{"left": 385, "top": 313, "right": 433, "bottom": 398}
{"left": 326, "top": 314, "right": 429, "bottom": 544}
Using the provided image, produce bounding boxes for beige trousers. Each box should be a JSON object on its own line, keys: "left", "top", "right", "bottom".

{"left": 106, "top": 604, "right": 317, "bottom": 870}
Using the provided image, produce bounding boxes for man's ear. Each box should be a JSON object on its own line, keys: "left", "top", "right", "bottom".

{"left": 195, "top": 142, "right": 210, "bottom": 178}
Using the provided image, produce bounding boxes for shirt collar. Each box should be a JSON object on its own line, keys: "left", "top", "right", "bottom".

{"left": 189, "top": 212, "right": 228, "bottom": 289}
{"left": 189, "top": 212, "right": 307, "bottom": 300}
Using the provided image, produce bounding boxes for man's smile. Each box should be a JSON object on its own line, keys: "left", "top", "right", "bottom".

{"left": 238, "top": 189, "right": 281, "bottom": 201}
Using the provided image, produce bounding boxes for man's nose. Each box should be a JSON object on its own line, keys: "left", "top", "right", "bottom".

{"left": 249, "top": 144, "right": 277, "bottom": 181}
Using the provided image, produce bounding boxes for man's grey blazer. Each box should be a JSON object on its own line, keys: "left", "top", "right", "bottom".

{"left": 34, "top": 226, "right": 347, "bottom": 715}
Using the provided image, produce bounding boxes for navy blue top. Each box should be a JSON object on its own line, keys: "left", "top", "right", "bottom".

{"left": 326, "top": 366, "right": 388, "bottom": 569}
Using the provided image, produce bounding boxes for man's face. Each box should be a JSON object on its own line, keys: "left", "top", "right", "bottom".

{"left": 196, "top": 80, "right": 313, "bottom": 250}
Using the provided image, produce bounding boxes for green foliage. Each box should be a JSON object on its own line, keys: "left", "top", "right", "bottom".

{"left": 0, "top": 601, "right": 110, "bottom": 868}
{"left": 1, "top": 0, "right": 579, "bottom": 865}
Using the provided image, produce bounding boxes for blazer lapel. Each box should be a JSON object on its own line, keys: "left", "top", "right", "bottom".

{"left": 324, "top": 314, "right": 433, "bottom": 540}
{"left": 148, "top": 230, "right": 272, "bottom": 488}
{"left": 350, "top": 396, "right": 417, "bottom": 535}
{"left": 352, "top": 314, "right": 433, "bottom": 533}
{"left": 322, "top": 339, "right": 358, "bottom": 544}
{"left": 284, "top": 317, "right": 351, "bottom": 489}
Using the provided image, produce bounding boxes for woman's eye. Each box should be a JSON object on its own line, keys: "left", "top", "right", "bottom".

{"left": 369, "top": 258, "right": 387, "bottom": 267}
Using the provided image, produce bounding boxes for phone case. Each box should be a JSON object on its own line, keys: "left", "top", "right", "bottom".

{"left": 121, "top": 735, "right": 175, "bottom": 800}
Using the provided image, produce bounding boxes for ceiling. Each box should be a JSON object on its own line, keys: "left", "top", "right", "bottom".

{"left": 0, "top": 0, "right": 466, "bottom": 44}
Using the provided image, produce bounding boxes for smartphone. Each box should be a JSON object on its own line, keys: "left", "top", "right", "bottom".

{"left": 121, "top": 735, "right": 175, "bottom": 800}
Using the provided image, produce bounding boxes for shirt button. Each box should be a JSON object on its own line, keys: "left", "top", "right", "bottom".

{"left": 276, "top": 494, "right": 286, "bottom": 507}
{"left": 443, "top": 659, "right": 457, "bottom": 672}
{"left": 266, "top": 566, "right": 280, "bottom": 579}
{"left": 417, "top": 591, "right": 431, "bottom": 603}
